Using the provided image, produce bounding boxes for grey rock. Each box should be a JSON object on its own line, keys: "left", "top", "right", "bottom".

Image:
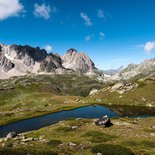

{"left": 40, "top": 53, "right": 63, "bottom": 72}
{"left": 21, "top": 137, "right": 34, "bottom": 142}
{"left": 0, "top": 54, "right": 14, "bottom": 72}
{"left": 111, "top": 82, "right": 124, "bottom": 91}
{"left": 71, "top": 126, "right": 78, "bottom": 129}
{"left": 95, "top": 115, "right": 112, "bottom": 127}
{"left": 76, "top": 98, "right": 80, "bottom": 102}
{"left": 151, "top": 125, "right": 155, "bottom": 129}
{"left": 89, "top": 89, "right": 98, "bottom": 96}
{"left": 6, "top": 132, "right": 17, "bottom": 139}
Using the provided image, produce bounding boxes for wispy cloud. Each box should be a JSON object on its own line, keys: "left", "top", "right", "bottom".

{"left": 111, "top": 58, "right": 133, "bottom": 62}
{"left": 97, "top": 9, "right": 104, "bottom": 18}
{"left": 99, "top": 32, "right": 105, "bottom": 39}
{"left": 44, "top": 45, "right": 53, "bottom": 52}
{"left": 85, "top": 34, "right": 94, "bottom": 41}
{"left": 34, "top": 3, "right": 51, "bottom": 20}
{"left": 144, "top": 41, "right": 155, "bottom": 55}
{"left": 80, "top": 12, "right": 93, "bottom": 26}
{"left": 130, "top": 41, "right": 155, "bottom": 55}
{"left": 0, "top": 0, "right": 25, "bottom": 20}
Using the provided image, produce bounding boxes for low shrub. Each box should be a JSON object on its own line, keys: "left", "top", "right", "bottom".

{"left": 83, "top": 131, "right": 117, "bottom": 143}
{"left": 92, "top": 144, "right": 135, "bottom": 155}
{"left": 47, "top": 139, "right": 62, "bottom": 146}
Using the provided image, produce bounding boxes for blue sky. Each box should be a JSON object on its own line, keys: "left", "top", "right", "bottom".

{"left": 0, "top": 0, "right": 155, "bottom": 69}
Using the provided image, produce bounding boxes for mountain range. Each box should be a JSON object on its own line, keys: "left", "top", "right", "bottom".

{"left": 0, "top": 44, "right": 97, "bottom": 79}
{"left": 0, "top": 43, "right": 155, "bottom": 81}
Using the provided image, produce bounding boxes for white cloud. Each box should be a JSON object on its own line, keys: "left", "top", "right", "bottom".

{"left": 44, "top": 45, "right": 53, "bottom": 52}
{"left": 34, "top": 3, "right": 51, "bottom": 20}
{"left": 99, "top": 32, "right": 105, "bottom": 39}
{"left": 85, "top": 34, "right": 94, "bottom": 41}
{"left": 144, "top": 41, "right": 155, "bottom": 54}
{"left": 80, "top": 12, "right": 93, "bottom": 26}
{"left": 0, "top": 0, "right": 24, "bottom": 20}
{"left": 97, "top": 9, "right": 104, "bottom": 18}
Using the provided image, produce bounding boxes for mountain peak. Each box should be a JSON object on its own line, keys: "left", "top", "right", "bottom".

{"left": 62, "top": 49, "right": 96, "bottom": 73}
{"left": 66, "top": 48, "right": 78, "bottom": 54}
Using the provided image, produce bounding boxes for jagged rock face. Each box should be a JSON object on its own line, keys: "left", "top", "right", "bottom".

{"left": 0, "top": 44, "right": 99, "bottom": 79}
{"left": 9, "top": 44, "right": 47, "bottom": 67}
{"left": 0, "top": 54, "right": 15, "bottom": 73}
{"left": 62, "top": 48, "right": 96, "bottom": 73}
{"left": 40, "top": 53, "right": 63, "bottom": 72}
{"left": 107, "top": 58, "right": 155, "bottom": 81}
{"left": 0, "top": 44, "right": 50, "bottom": 77}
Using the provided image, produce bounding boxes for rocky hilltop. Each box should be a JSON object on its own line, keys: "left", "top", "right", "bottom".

{"left": 0, "top": 44, "right": 98, "bottom": 79}
{"left": 106, "top": 59, "right": 155, "bottom": 81}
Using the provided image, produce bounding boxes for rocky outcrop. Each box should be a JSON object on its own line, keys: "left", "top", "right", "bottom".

{"left": 110, "top": 82, "right": 138, "bottom": 94}
{"left": 0, "top": 54, "right": 15, "bottom": 73}
{"left": 40, "top": 53, "right": 63, "bottom": 72}
{"left": 61, "top": 48, "right": 96, "bottom": 73}
{"left": 89, "top": 89, "right": 98, "bottom": 96}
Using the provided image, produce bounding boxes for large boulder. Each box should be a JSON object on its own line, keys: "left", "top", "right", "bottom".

{"left": 6, "top": 132, "right": 17, "bottom": 139}
{"left": 111, "top": 82, "right": 124, "bottom": 91}
{"left": 89, "top": 89, "right": 98, "bottom": 96}
{"left": 95, "top": 115, "right": 113, "bottom": 127}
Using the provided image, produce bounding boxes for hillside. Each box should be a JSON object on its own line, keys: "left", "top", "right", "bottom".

{"left": 0, "top": 74, "right": 103, "bottom": 125}
{"left": 83, "top": 76, "right": 155, "bottom": 108}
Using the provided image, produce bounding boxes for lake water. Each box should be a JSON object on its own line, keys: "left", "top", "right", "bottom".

{"left": 0, "top": 105, "right": 155, "bottom": 138}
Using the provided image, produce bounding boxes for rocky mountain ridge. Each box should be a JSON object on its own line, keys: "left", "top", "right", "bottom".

{"left": 0, "top": 44, "right": 99, "bottom": 79}
{"left": 107, "top": 58, "right": 155, "bottom": 81}
{"left": 1, "top": 43, "right": 155, "bottom": 81}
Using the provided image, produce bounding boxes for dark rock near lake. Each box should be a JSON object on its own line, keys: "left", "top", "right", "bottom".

{"left": 6, "top": 132, "right": 17, "bottom": 139}
{"left": 95, "top": 115, "right": 113, "bottom": 127}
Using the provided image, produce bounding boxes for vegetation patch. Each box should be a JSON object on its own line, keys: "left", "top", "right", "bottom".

{"left": 47, "top": 139, "right": 62, "bottom": 146}
{"left": 123, "top": 140, "right": 155, "bottom": 149}
{"left": 92, "top": 144, "right": 135, "bottom": 155}
{"left": 55, "top": 126, "right": 74, "bottom": 132}
{"left": 0, "top": 148, "right": 57, "bottom": 155}
{"left": 144, "top": 128, "right": 155, "bottom": 133}
{"left": 83, "top": 131, "right": 117, "bottom": 143}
